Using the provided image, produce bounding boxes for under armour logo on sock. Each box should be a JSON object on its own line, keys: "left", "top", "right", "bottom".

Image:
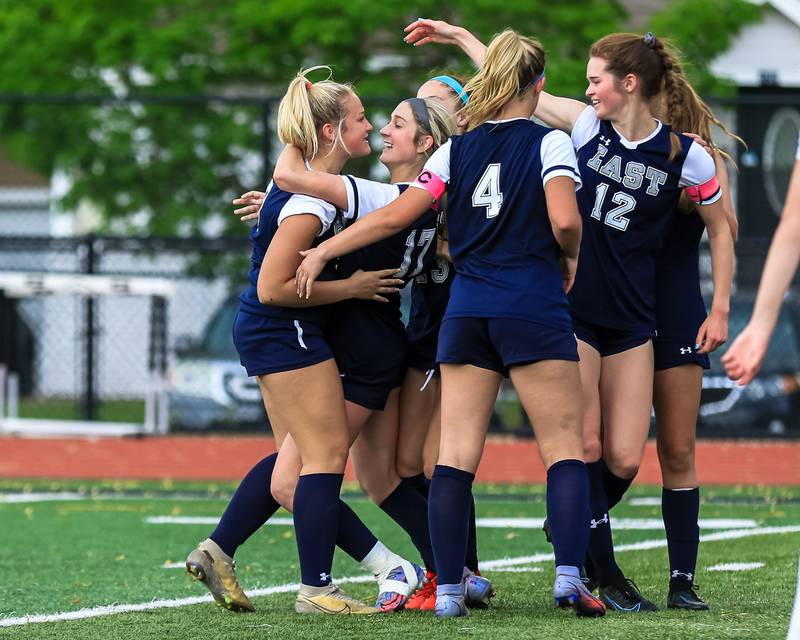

{"left": 671, "top": 570, "right": 693, "bottom": 581}
{"left": 590, "top": 513, "right": 609, "bottom": 529}
{"left": 319, "top": 572, "right": 331, "bottom": 582}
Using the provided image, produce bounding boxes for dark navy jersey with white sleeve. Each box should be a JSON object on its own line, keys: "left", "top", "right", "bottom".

{"left": 337, "top": 177, "right": 438, "bottom": 320}
{"left": 567, "top": 105, "right": 721, "bottom": 332}
{"left": 239, "top": 180, "right": 342, "bottom": 323}
{"left": 412, "top": 118, "right": 581, "bottom": 331}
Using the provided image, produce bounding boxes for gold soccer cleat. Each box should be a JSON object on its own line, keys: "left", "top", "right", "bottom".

{"left": 294, "top": 584, "right": 379, "bottom": 615}
{"left": 185, "top": 538, "right": 255, "bottom": 612}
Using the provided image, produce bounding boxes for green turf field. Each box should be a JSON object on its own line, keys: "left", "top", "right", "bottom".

{"left": 1, "top": 480, "right": 798, "bottom": 639}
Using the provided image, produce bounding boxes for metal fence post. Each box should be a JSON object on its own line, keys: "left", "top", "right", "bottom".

{"left": 82, "top": 234, "right": 98, "bottom": 421}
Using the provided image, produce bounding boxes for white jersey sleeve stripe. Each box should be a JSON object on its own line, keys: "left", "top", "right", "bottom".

{"left": 277, "top": 194, "right": 338, "bottom": 236}
{"left": 540, "top": 129, "right": 582, "bottom": 190}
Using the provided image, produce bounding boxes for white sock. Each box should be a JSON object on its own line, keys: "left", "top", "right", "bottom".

{"left": 360, "top": 541, "right": 395, "bottom": 576}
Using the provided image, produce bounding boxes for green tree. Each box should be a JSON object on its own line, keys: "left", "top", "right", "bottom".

{"left": 649, "top": 0, "right": 763, "bottom": 94}
{"left": 0, "top": 0, "right": 626, "bottom": 235}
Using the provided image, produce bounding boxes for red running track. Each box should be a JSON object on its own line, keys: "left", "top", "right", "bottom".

{"left": 1, "top": 436, "right": 798, "bottom": 485}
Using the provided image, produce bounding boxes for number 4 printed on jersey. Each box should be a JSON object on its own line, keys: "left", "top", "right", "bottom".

{"left": 473, "top": 163, "right": 504, "bottom": 219}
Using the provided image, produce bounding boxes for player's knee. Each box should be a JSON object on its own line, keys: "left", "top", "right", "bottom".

{"left": 270, "top": 476, "right": 296, "bottom": 512}
{"left": 583, "top": 437, "right": 603, "bottom": 463}
{"left": 659, "top": 442, "right": 695, "bottom": 477}
{"left": 396, "top": 455, "right": 423, "bottom": 479}
{"left": 605, "top": 455, "right": 640, "bottom": 480}
{"left": 358, "top": 471, "right": 398, "bottom": 505}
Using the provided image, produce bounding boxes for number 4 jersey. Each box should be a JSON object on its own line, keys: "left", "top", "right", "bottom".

{"left": 567, "top": 105, "right": 721, "bottom": 333}
{"left": 412, "top": 118, "right": 581, "bottom": 331}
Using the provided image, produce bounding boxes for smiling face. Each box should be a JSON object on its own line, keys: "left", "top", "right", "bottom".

{"left": 585, "top": 56, "right": 627, "bottom": 120}
{"left": 378, "top": 101, "right": 430, "bottom": 168}
{"left": 337, "top": 92, "right": 373, "bottom": 158}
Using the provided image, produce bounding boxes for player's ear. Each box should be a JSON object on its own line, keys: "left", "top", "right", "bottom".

{"left": 320, "top": 122, "right": 336, "bottom": 145}
{"left": 417, "top": 134, "right": 434, "bottom": 155}
{"left": 622, "top": 73, "right": 638, "bottom": 95}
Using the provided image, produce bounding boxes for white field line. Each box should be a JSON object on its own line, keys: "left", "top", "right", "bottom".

{"left": 2, "top": 524, "right": 799, "bottom": 628}
{"left": 707, "top": 562, "right": 765, "bottom": 572}
{"left": 146, "top": 515, "right": 757, "bottom": 531}
{"left": 490, "top": 566, "right": 544, "bottom": 573}
{"left": 0, "top": 492, "right": 87, "bottom": 503}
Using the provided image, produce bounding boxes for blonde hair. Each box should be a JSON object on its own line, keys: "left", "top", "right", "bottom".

{"left": 460, "top": 30, "right": 545, "bottom": 132}
{"left": 276, "top": 66, "right": 354, "bottom": 159}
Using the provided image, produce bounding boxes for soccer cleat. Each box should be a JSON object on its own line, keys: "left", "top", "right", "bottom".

{"left": 406, "top": 570, "right": 437, "bottom": 610}
{"left": 185, "top": 538, "right": 254, "bottom": 612}
{"left": 374, "top": 561, "right": 424, "bottom": 612}
{"left": 434, "top": 593, "right": 469, "bottom": 618}
{"left": 553, "top": 572, "right": 606, "bottom": 617}
{"left": 294, "top": 584, "right": 378, "bottom": 615}
{"left": 668, "top": 582, "right": 709, "bottom": 610}
{"left": 599, "top": 577, "right": 658, "bottom": 613}
{"left": 542, "top": 518, "right": 598, "bottom": 592}
{"left": 463, "top": 571, "right": 495, "bottom": 608}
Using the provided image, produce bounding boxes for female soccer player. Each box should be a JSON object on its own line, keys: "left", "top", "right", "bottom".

{"left": 188, "top": 91, "right": 459, "bottom": 614}
{"left": 723, "top": 134, "right": 800, "bottom": 384}
{"left": 295, "top": 29, "right": 607, "bottom": 619}
{"left": 187, "top": 67, "right": 416, "bottom": 615}
{"left": 402, "top": 20, "right": 735, "bottom": 612}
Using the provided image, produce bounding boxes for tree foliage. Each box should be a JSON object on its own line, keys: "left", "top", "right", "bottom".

{"left": 648, "top": 0, "right": 764, "bottom": 95}
{"left": 0, "top": 1, "right": 630, "bottom": 234}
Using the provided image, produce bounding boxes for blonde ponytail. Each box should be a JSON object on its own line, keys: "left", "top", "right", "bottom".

{"left": 276, "top": 66, "right": 353, "bottom": 159}
{"left": 460, "top": 30, "right": 545, "bottom": 131}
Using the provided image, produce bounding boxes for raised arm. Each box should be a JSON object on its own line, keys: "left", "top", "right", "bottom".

{"left": 295, "top": 187, "right": 435, "bottom": 298}
{"left": 272, "top": 145, "right": 349, "bottom": 210}
{"left": 534, "top": 93, "right": 589, "bottom": 135}
{"left": 715, "top": 152, "right": 738, "bottom": 241}
{"left": 403, "top": 19, "right": 486, "bottom": 66}
{"left": 258, "top": 215, "right": 402, "bottom": 307}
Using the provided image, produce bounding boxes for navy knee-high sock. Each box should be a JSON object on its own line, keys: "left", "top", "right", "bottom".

{"left": 546, "top": 459, "right": 590, "bottom": 569}
{"left": 294, "top": 473, "right": 343, "bottom": 587}
{"left": 465, "top": 496, "right": 479, "bottom": 573}
{"left": 428, "top": 465, "right": 474, "bottom": 586}
{"left": 336, "top": 500, "right": 378, "bottom": 563}
{"left": 210, "top": 453, "right": 280, "bottom": 557}
{"left": 402, "top": 473, "right": 430, "bottom": 500}
{"left": 602, "top": 461, "right": 635, "bottom": 510}
{"left": 380, "top": 480, "right": 435, "bottom": 570}
{"left": 662, "top": 487, "right": 700, "bottom": 584}
{"left": 586, "top": 461, "right": 624, "bottom": 586}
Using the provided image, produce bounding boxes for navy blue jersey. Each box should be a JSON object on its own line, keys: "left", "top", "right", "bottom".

{"left": 413, "top": 118, "right": 581, "bottom": 330}
{"left": 407, "top": 256, "right": 454, "bottom": 348}
{"left": 655, "top": 210, "right": 707, "bottom": 338}
{"left": 239, "top": 181, "right": 342, "bottom": 324}
{"left": 336, "top": 178, "right": 439, "bottom": 322}
{"left": 568, "top": 106, "right": 720, "bottom": 332}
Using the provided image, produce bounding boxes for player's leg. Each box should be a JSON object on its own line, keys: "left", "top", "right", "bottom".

{"left": 509, "top": 357, "right": 605, "bottom": 617}
{"left": 396, "top": 368, "right": 439, "bottom": 483}
{"left": 184, "top": 378, "right": 292, "bottom": 612}
{"left": 429, "top": 362, "right": 502, "bottom": 617}
{"left": 654, "top": 364, "right": 708, "bottom": 610}
{"left": 595, "top": 341, "right": 658, "bottom": 612}
{"left": 260, "top": 359, "right": 375, "bottom": 614}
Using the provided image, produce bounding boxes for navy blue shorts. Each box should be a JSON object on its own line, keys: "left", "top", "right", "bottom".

{"left": 437, "top": 317, "right": 578, "bottom": 375}
{"left": 328, "top": 304, "right": 408, "bottom": 411}
{"left": 653, "top": 336, "right": 710, "bottom": 371}
{"left": 407, "top": 331, "right": 439, "bottom": 374}
{"left": 572, "top": 317, "right": 653, "bottom": 357}
{"left": 233, "top": 310, "right": 332, "bottom": 377}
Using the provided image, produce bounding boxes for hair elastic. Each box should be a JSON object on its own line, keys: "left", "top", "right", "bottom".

{"left": 643, "top": 32, "right": 657, "bottom": 48}
{"left": 431, "top": 75, "right": 469, "bottom": 105}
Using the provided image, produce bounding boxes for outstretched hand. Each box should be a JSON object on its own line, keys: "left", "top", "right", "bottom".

{"left": 721, "top": 324, "right": 770, "bottom": 386}
{"left": 233, "top": 191, "right": 266, "bottom": 222}
{"left": 403, "top": 18, "right": 461, "bottom": 47}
